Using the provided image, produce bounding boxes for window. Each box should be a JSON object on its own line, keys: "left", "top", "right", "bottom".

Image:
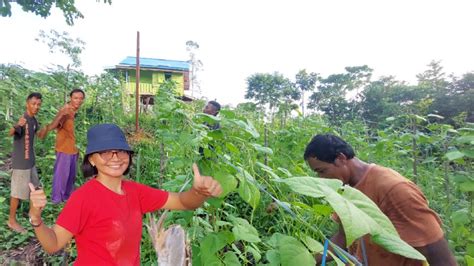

{"left": 164, "top": 72, "right": 172, "bottom": 80}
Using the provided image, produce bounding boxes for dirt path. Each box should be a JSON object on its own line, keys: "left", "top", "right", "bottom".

{"left": 0, "top": 157, "right": 54, "bottom": 265}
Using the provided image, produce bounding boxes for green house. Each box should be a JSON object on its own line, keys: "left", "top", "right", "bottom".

{"left": 110, "top": 56, "right": 191, "bottom": 105}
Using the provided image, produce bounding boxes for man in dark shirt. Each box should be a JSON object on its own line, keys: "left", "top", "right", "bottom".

{"left": 203, "top": 100, "right": 221, "bottom": 130}
{"left": 7, "top": 92, "right": 43, "bottom": 233}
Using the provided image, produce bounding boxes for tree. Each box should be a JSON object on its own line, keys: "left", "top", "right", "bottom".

{"left": 36, "top": 29, "right": 85, "bottom": 68}
{"left": 358, "top": 76, "right": 402, "bottom": 125}
{"left": 308, "top": 65, "right": 372, "bottom": 123}
{"left": 429, "top": 72, "right": 474, "bottom": 125}
{"left": 0, "top": 0, "right": 111, "bottom": 26}
{"left": 295, "top": 69, "right": 318, "bottom": 116}
{"left": 245, "top": 72, "right": 299, "bottom": 126}
{"left": 36, "top": 29, "right": 86, "bottom": 102}
{"left": 186, "top": 40, "right": 203, "bottom": 97}
{"left": 416, "top": 60, "right": 447, "bottom": 96}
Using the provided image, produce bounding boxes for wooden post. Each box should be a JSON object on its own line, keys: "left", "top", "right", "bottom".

{"left": 135, "top": 31, "right": 140, "bottom": 132}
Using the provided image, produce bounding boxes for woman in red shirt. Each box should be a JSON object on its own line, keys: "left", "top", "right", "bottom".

{"left": 28, "top": 123, "right": 222, "bottom": 265}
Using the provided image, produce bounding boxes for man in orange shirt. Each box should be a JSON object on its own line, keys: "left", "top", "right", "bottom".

{"left": 39, "top": 88, "right": 85, "bottom": 204}
{"left": 304, "top": 134, "right": 456, "bottom": 266}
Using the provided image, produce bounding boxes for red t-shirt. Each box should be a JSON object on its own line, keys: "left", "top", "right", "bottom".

{"left": 57, "top": 179, "right": 169, "bottom": 265}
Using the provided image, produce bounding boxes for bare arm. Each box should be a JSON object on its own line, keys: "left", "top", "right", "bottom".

{"left": 162, "top": 164, "right": 222, "bottom": 210}
{"left": 28, "top": 183, "right": 73, "bottom": 254}
{"left": 47, "top": 107, "right": 69, "bottom": 131}
{"left": 416, "top": 237, "right": 457, "bottom": 266}
{"left": 37, "top": 107, "right": 68, "bottom": 139}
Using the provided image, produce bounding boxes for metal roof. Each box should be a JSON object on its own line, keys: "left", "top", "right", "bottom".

{"left": 117, "top": 56, "right": 190, "bottom": 71}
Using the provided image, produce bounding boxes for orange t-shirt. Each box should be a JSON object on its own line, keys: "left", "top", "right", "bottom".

{"left": 352, "top": 164, "right": 444, "bottom": 265}
{"left": 55, "top": 110, "right": 78, "bottom": 155}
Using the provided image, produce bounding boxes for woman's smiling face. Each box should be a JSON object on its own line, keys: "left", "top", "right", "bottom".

{"left": 89, "top": 150, "right": 130, "bottom": 178}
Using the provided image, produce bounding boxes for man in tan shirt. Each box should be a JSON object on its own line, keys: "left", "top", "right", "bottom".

{"left": 304, "top": 134, "right": 456, "bottom": 266}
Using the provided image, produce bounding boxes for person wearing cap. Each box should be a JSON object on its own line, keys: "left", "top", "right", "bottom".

{"left": 38, "top": 88, "right": 85, "bottom": 204}
{"left": 28, "top": 123, "right": 222, "bottom": 265}
{"left": 7, "top": 92, "right": 43, "bottom": 233}
{"left": 304, "top": 134, "right": 456, "bottom": 265}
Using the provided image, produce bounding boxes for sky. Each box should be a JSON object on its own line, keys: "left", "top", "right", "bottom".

{"left": 1, "top": 0, "right": 473, "bottom": 107}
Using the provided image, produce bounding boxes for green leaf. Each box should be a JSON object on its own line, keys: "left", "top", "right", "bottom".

{"left": 276, "top": 176, "right": 342, "bottom": 198}
{"left": 456, "top": 135, "right": 474, "bottom": 144}
{"left": 465, "top": 255, "right": 474, "bottom": 266}
{"left": 278, "top": 177, "right": 425, "bottom": 260}
{"left": 371, "top": 233, "right": 425, "bottom": 260}
{"left": 230, "top": 216, "right": 261, "bottom": 243}
{"left": 277, "top": 167, "right": 293, "bottom": 177}
{"left": 451, "top": 209, "right": 470, "bottom": 225}
{"left": 467, "top": 243, "right": 474, "bottom": 257}
{"left": 268, "top": 233, "right": 315, "bottom": 266}
{"left": 266, "top": 249, "right": 280, "bottom": 266}
{"left": 237, "top": 178, "right": 260, "bottom": 209}
{"left": 460, "top": 148, "right": 474, "bottom": 159}
{"left": 459, "top": 180, "right": 474, "bottom": 192}
{"left": 212, "top": 171, "right": 238, "bottom": 197}
{"left": 251, "top": 143, "right": 273, "bottom": 154}
{"left": 256, "top": 162, "right": 281, "bottom": 179}
{"left": 223, "top": 251, "right": 240, "bottom": 266}
{"left": 246, "top": 245, "right": 262, "bottom": 263}
{"left": 232, "top": 119, "right": 260, "bottom": 138}
{"left": 445, "top": 150, "right": 465, "bottom": 161}
{"left": 427, "top": 114, "right": 444, "bottom": 119}
{"left": 201, "top": 231, "right": 235, "bottom": 255}
{"left": 208, "top": 130, "right": 224, "bottom": 140}
{"left": 196, "top": 113, "right": 221, "bottom": 123}
{"left": 341, "top": 186, "right": 398, "bottom": 236}
{"left": 0, "top": 171, "right": 9, "bottom": 178}
{"left": 301, "top": 235, "right": 324, "bottom": 253}
{"left": 225, "top": 142, "right": 240, "bottom": 154}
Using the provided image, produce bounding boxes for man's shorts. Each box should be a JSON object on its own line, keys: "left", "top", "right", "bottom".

{"left": 11, "top": 166, "right": 39, "bottom": 200}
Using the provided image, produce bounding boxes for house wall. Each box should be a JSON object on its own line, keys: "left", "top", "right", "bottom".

{"left": 124, "top": 69, "right": 184, "bottom": 95}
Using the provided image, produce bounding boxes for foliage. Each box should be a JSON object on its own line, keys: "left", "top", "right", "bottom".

{"left": 308, "top": 65, "right": 372, "bottom": 123}
{"left": 1, "top": 59, "right": 473, "bottom": 265}
{"left": 0, "top": 0, "right": 112, "bottom": 26}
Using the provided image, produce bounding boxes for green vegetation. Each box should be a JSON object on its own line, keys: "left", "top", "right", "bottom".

{"left": 0, "top": 59, "right": 473, "bottom": 265}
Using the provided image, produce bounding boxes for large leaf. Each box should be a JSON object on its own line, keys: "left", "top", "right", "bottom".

{"left": 445, "top": 150, "right": 465, "bottom": 161}
{"left": 371, "top": 233, "right": 425, "bottom": 260}
{"left": 267, "top": 233, "right": 316, "bottom": 266}
{"left": 276, "top": 176, "right": 342, "bottom": 198}
{"left": 251, "top": 143, "right": 273, "bottom": 155}
{"left": 230, "top": 216, "right": 261, "bottom": 243}
{"left": 231, "top": 119, "right": 260, "bottom": 138}
{"left": 212, "top": 171, "right": 238, "bottom": 197}
{"left": 278, "top": 177, "right": 426, "bottom": 261}
{"left": 201, "top": 231, "right": 235, "bottom": 255}
{"left": 237, "top": 178, "right": 260, "bottom": 209}
{"left": 223, "top": 251, "right": 240, "bottom": 266}
{"left": 341, "top": 186, "right": 398, "bottom": 236}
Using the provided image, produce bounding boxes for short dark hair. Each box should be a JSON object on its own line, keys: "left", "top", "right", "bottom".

{"left": 70, "top": 88, "right": 85, "bottom": 97}
{"left": 81, "top": 153, "right": 133, "bottom": 178}
{"left": 208, "top": 101, "right": 221, "bottom": 112}
{"left": 27, "top": 92, "right": 42, "bottom": 101}
{"left": 304, "top": 134, "right": 355, "bottom": 163}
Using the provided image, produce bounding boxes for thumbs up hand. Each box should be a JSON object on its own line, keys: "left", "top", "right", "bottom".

{"left": 28, "top": 183, "right": 47, "bottom": 218}
{"left": 191, "top": 163, "right": 222, "bottom": 198}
